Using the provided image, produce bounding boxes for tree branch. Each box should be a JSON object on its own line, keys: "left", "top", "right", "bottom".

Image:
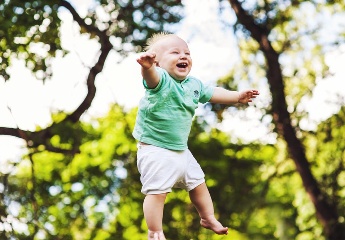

{"left": 228, "top": 0, "right": 342, "bottom": 237}
{"left": 0, "top": 1, "right": 113, "bottom": 155}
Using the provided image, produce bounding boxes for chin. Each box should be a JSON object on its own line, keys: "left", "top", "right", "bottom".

{"left": 176, "top": 76, "right": 187, "bottom": 80}
{"left": 175, "top": 73, "right": 189, "bottom": 80}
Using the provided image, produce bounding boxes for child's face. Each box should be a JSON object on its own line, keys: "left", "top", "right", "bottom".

{"left": 154, "top": 36, "right": 192, "bottom": 81}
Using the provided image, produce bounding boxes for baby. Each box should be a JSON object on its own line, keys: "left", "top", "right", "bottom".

{"left": 133, "top": 32, "right": 259, "bottom": 240}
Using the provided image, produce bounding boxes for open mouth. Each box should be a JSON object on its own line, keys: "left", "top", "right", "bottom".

{"left": 176, "top": 63, "right": 188, "bottom": 68}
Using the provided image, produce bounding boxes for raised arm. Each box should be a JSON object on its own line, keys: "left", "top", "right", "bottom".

{"left": 209, "top": 87, "right": 259, "bottom": 104}
{"left": 136, "top": 52, "right": 160, "bottom": 89}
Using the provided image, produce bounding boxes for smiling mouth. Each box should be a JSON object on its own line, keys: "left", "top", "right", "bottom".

{"left": 176, "top": 63, "right": 188, "bottom": 68}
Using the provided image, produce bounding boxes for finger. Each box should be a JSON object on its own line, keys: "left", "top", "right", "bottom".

{"left": 145, "top": 52, "right": 156, "bottom": 58}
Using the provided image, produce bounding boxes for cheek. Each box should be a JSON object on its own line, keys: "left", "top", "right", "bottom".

{"left": 161, "top": 59, "right": 175, "bottom": 69}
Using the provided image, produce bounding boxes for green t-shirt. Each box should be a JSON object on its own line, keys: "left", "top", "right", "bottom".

{"left": 132, "top": 67, "right": 214, "bottom": 151}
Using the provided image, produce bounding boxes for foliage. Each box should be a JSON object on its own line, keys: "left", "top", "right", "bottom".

{"left": 0, "top": 0, "right": 183, "bottom": 237}
{"left": 1, "top": 0, "right": 345, "bottom": 239}
{"left": 0, "top": 105, "right": 141, "bottom": 239}
{"left": 0, "top": 0, "right": 183, "bottom": 80}
{"left": 215, "top": 0, "right": 345, "bottom": 239}
{"left": 3, "top": 103, "right": 344, "bottom": 239}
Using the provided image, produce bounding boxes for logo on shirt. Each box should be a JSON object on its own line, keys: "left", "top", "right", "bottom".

{"left": 194, "top": 90, "right": 199, "bottom": 98}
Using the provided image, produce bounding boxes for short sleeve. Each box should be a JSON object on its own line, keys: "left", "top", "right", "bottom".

{"left": 199, "top": 83, "right": 215, "bottom": 103}
{"left": 142, "top": 67, "right": 166, "bottom": 92}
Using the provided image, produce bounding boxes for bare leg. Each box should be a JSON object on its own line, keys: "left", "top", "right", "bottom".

{"left": 144, "top": 193, "right": 167, "bottom": 240}
{"left": 189, "top": 183, "right": 228, "bottom": 235}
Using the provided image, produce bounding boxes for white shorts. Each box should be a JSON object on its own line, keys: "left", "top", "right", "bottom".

{"left": 136, "top": 144, "right": 205, "bottom": 195}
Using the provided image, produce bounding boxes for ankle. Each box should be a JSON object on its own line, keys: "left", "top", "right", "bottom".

{"left": 201, "top": 214, "right": 216, "bottom": 221}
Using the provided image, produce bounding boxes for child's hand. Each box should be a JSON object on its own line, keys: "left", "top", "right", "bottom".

{"left": 238, "top": 90, "right": 260, "bottom": 103}
{"left": 137, "top": 52, "right": 156, "bottom": 69}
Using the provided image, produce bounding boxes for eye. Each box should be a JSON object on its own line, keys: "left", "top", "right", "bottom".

{"left": 172, "top": 51, "right": 179, "bottom": 54}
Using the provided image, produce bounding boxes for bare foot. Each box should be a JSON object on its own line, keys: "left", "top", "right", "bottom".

{"left": 200, "top": 216, "right": 228, "bottom": 235}
{"left": 148, "top": 230, "right": 166, "bottom": 240}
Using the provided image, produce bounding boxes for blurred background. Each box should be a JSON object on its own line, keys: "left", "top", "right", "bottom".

{"left": 0, "top": 0, "right": 345, "bottom": 239}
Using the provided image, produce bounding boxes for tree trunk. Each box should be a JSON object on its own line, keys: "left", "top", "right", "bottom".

{"left": 228, "top": 0, "right": 345, "bottom": 239}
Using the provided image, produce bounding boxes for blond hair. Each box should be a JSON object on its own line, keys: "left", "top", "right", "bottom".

{"left": 144, "top": 32, "right": 175, "bottom": 51}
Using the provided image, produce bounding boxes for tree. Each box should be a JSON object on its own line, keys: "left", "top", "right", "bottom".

{"left": 2, "top": 0, "right": 345, "bottom": 239}
{"left": 215, "top": 0, "right": 345, "bottom": 239}
{"left": 0, "top": 0, "right": 182, "bottom": 238}
{"left": 0, "top": 0, "right": 182, "bottom": 141}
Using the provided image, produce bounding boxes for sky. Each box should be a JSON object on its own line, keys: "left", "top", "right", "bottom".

{"left": 0, "top": 0, "right": 238, "bottom": 165}
{"left": 0, "top": 0, "right": 345, "bottom": 167}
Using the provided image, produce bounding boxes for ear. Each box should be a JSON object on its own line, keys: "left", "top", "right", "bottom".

{"left": 155, "top": 61, "right": 160, "bottom": 67}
